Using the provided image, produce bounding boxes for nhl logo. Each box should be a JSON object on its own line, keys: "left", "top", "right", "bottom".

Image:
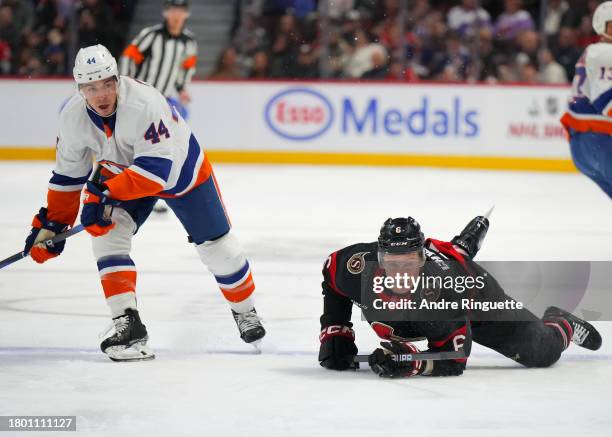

{"left": 347, "top": 252, "right": 369, "bottom": 274}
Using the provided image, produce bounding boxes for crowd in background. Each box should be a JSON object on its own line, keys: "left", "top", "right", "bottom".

{"left": 0, "top": 0, "right": 605, "bottom": 83}
{"left": 0, "top": 0, "right": 136, "bottom": 76}
{"left": 214, "top": 0, "right": 603, "bottom": 83}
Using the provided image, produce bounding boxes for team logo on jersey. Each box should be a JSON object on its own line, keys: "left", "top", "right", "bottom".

{"left": 347, "top": 251, "right": 369, "bottom": 274}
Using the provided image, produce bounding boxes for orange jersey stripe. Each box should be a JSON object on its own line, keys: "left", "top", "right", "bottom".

{"left": 101, "top": 271, "right": 137, "bottom": 298}
{"left": 561, "top": 113, "right": 612, "bottom": 135}
{"left": 182, "top": 55, "right": 197, "bottom": 69}
{"left": 47, "top": 189, "right": 81, "bottom": 225}
{"left": 122, "top": 44, "right": 145, "bottom": 65}
{"left": 219, "top": 273, "right": 255, "bottom": 303}
{"left": 104, "top": 168, "right": 164, "bottom": 201}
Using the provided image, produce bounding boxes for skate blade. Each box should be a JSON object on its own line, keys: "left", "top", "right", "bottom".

{"left": 105, "top": 342, "right": 156, "bottom": 362}
{"left": 250, "top": 340, "right": 263, "bottom": 353}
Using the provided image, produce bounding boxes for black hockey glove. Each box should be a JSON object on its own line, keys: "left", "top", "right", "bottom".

{"left": 368, "top": 341, "right": 424, "bottom": 378}
{"left": 451, "top": 215, "right": 490, "bottom": 259}
{"left": 318, "top": 325, "right": 358, "bottom": 370}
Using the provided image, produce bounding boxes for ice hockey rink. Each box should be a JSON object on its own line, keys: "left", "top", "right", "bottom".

{"left": 1, "top": 161, "right": 611, "bottom": 437}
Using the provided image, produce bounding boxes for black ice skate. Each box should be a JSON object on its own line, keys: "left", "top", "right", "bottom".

{"left": 232, "top": 308, "right": 266, "bottom": 344}
{"left": 100, "top": 309, "right": 155, "bottom": 362}
{"left": 544, "top": 306, "right": 602, "bottom": 351}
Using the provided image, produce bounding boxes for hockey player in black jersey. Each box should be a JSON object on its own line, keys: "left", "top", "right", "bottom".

{"left": 318, "top": 216, "right": 602, "bottom": 378}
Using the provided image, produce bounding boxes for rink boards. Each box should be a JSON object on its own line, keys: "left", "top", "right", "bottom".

{"left": 0, "top": 79, "right": 574, "bottom": 172}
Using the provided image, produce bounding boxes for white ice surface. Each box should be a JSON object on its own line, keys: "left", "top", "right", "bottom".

{"left": 0, "top": 162, "right": 611, "bottom": 437}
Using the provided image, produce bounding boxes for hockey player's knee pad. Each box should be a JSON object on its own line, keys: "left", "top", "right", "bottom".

{"left": 196, "top": 231, "right": 246, "bottom": 276}
{"left": 91, "top": 208, "right": 137, "bottom": 260}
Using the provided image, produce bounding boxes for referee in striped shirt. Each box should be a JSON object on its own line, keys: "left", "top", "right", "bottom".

{"left": 120, "top": 0, "right": 197, "bottom": 213}
{"left": 119, "top": 0, "right": 197, "bottom": 118}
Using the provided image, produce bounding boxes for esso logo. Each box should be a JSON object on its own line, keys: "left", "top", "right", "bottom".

{"left": 264, "top": 88, "right": 334, "bottom": 141}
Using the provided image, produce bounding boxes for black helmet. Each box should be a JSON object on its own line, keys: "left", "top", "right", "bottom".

{"left": 378, "top": 217, "right": 424, "bottom": 254}
{"left": 165, "top": 0, "right": 188, "bottom": 8}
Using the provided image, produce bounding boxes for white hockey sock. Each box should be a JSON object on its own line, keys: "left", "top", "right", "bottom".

{"left": 106, "top": 292, "right": 137, "bottom": 318}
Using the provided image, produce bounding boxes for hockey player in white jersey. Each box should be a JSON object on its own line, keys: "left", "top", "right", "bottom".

{"left": 22, "top": 44, "right": 265, "bottom": 361}
{"left": 561, "top": 1, "right": 612, "bottom": 199}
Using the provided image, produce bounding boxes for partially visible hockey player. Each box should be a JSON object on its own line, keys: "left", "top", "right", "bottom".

{"left": 23, "top": 44, "right": 265, "bottom": 362}
{"left": 318, "top": 216, "right": 602, "bottom": 377}
{"left": 561, "top": 1, "right": 612, "bottom": 199}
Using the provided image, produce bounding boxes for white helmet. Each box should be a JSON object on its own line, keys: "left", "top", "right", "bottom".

{"left": 73, "top": 44, "right": 118, "bottom": 84}
{"left": 593, "top": 1, "right": 612, "bottom": 36}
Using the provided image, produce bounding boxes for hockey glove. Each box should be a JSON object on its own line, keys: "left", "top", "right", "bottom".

{"left": 319, "top": 325, "right": 358, "bottom": 370}
{"left": 368, "top": 341, "right": 424, "bottom": 378}
{"left": 24, "top": 207, "right": 69, "bottom": 263}
{"left": 81, "top": 181, "right": 120, "bottom": 237}
{"left": 451, "top": 215, "right": 490, "bottom": 259}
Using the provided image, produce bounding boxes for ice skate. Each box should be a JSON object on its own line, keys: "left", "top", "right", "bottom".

{"left": 544, "top": 306, "right": 602, "bottom": 351}
{"left": 232, "top": 308, "right": 266, "bottom": 345}
{"left": 100, "top": 309, "right": 155, "bottom": 362}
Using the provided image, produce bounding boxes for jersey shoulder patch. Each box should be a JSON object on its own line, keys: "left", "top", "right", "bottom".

{"left": 346, "top": 251, "right": 369, "bottom": 274}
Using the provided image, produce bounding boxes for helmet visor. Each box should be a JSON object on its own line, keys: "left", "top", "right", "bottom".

{"left": 377, "top": 248, "right": 425, "bottom": 272}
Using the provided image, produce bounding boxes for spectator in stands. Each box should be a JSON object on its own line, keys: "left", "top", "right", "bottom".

{"left": 249, "top": 50, "right": 270, "bottom": 78}
{"left": 544, "top": 0, "right": 575, "bottom": 45}
{"left": 343, "top": 28, "right": 387, "bottom": 78}
{"left": 552, "top": 26, "right": 582, "bottom": 81}
{"left": 77, "top": 0, "right": 119, "bottom": 54}
{"left": 361, "top": 49, "right": 389, "bottom": 79}
{"left": 293, "top": 43, "right": 318, "bottom": 78}
{"left": 0, "top": 5, "right": 19, "bottom": 54}
{"left": 447, "top": 0, "right": 491, "bottom": 39}
{"left": 210, "top": 47, "right": 242, "bottom": 79}
{"left": 538, "top": 48, "right": 568, "bottom": 84}
{"left": 496, "top": 58, "right": 519, "bottom": 83}
{"left": 477, "top": 27, "right": 501, "bottom": 82}
{"left": 419, "top": 11, "right": 448, "bottom": 79}
{"left": 494, "top": 0, "right": 535, "bottom": 42}
{"left": 429, "top": 31, "right": 471, "bottom": 80}
{"left": 516, "top": 30, "right": 539, "bottom": 66}
{"left": 518, "top": 60, "right": 538, "bottom": 84}
{"left": 42, "top": 27, "right": 66, "bottom": 75}
{"left": 4, "top": 0, "right": 33, "bottom": 37}
{"left": 577, "top": 15, "right": 598, "bottom": 48}
{"left": 269, "top": 14, "right": 302, "bottom": 77}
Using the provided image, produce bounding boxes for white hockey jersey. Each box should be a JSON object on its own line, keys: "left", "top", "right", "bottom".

{"left": 561, "top": 42, "right": 612, "bottom": 134}
{"left": 46, "top": 76, "right": 212, "bottom": 225}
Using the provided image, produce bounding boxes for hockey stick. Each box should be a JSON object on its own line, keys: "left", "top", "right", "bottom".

{"left": 353, "top": 349, "right": 466, "bottom": 363}
{"left": 0, "top": 224, "right": 85, "bottom": 270}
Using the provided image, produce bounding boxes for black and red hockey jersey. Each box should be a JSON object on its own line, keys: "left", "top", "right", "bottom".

{"left": 319, "top": 238, "right": 504, "bottom": 375}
